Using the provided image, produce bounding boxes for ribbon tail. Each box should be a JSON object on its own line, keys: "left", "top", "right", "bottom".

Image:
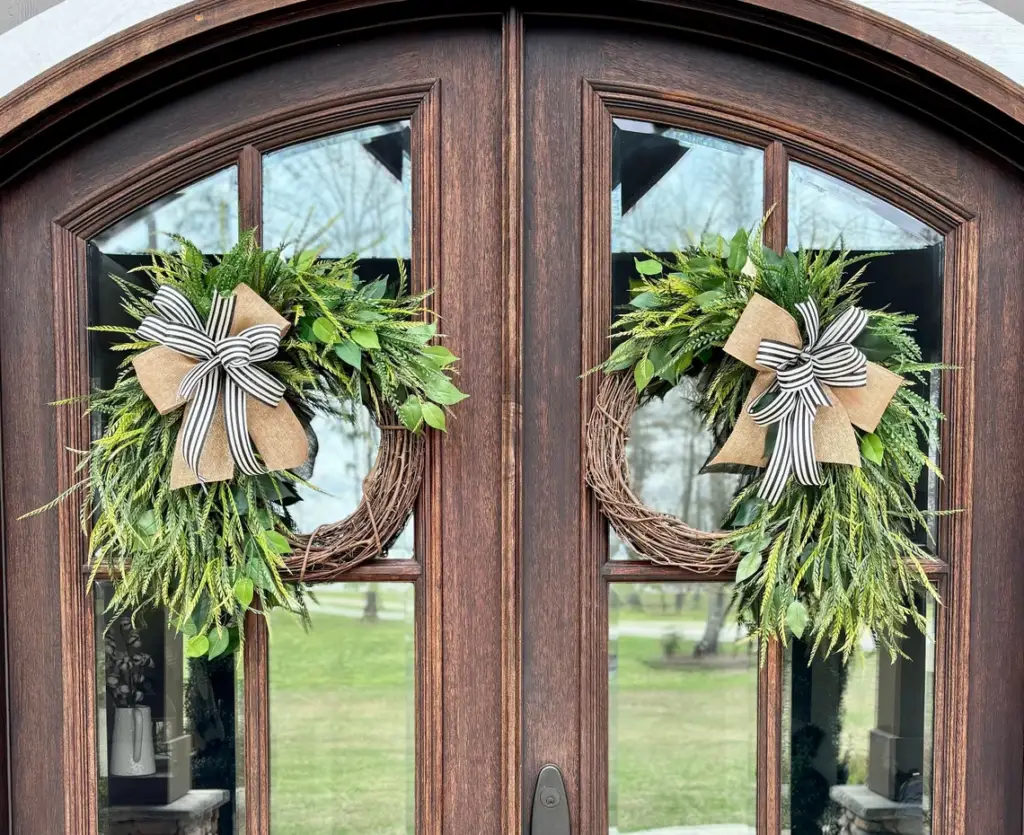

{"left": 223, "top": 376, "right": 265, "bottom": 476}
{"left": 758, "top": 405, "right": 821, "bottom": 504}
{"left": 179, "top": 371, "right": 221, "bottom": 483}
{"left": 791, "top": 403, "right": 822, "bottom": 487}
{"left": 758, "top": 416, "right": 794, "bottom": 505}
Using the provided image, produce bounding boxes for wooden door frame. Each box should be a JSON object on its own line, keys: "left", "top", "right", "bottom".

{"left": 578, "top": 80, "right": 975, "bottom": 835}
{"left": 3, "top": 0, "right": 1024, "bottom": 184}
{"left": 0, "top": 3, "right": 1023, "bottom": 835}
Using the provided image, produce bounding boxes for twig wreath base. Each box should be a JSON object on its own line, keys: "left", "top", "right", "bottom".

{"left": 586, "top": 371, "right": 737, "bottom": 572}
{"left": 289, "top": 408, "right": 425, "bottom": 581}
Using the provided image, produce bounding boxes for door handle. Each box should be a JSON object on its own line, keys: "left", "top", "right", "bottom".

{"left": 531, "top": 764, "right": 570, "bottom": 835}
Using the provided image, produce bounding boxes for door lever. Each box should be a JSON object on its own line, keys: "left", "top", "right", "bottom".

{"left": 531, "top": 764, "right": 570, "bottom": 835}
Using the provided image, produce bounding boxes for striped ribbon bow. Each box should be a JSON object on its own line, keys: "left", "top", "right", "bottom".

{"left": 749, "top": 300, "right": 869, "bottom": 504}
{"left": 137, "top": 286, "right": 287, "bottom": 482}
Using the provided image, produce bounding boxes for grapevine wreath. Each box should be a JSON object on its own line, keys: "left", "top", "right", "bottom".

{"left": 586, "top": 223, "right": 944, "bottom": 658}
{"left": 37, "top": 233, "right": 464, "bottom": 658}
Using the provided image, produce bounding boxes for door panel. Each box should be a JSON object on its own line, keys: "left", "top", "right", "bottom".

{"left": 0, "top": 23, "right": 505, "bottom": 835}
{"left": 522, "top": 18, "right": 1024, "bottom": 835}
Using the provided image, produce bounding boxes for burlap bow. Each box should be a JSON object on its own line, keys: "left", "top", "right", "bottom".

{"left": 132, "top": 284, "right": 309, "bottom": 489}
{"left": 710, "top": 294, "right": 903, "bottom": 503}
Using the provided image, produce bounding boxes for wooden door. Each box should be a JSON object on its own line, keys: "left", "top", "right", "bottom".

{"left": 518, "top": 16, "right": 1024, "bottom": 835}
{"left": 0, "top": 20, "right": 510, "bottom": 835}
{"left": 1, "top": 8, "right": 1023, "bottom": 835}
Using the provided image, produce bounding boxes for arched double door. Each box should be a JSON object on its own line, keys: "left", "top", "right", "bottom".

{"left": 1, "top": 5, "right": 1022, "bottom": 835}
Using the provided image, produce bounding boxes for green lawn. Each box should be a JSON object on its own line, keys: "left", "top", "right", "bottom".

{"left": 269, "top": 586, "right": 415, "bottom": 835}
{"left": 264, "top": 585, "right": 884, "bottom": 835}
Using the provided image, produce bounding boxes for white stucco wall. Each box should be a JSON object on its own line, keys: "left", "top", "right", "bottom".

{"left": 1, "top": 0, "right": 1023, "bottom": 100}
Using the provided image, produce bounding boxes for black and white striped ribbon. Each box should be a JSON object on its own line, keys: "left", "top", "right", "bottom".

{"left": 138, "top": 285, "right": 286, "bottom": 483}
{"left": 749, "top": 299, "right": 869, "bottom": 504}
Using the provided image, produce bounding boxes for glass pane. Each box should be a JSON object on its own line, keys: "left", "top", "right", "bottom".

{"left": 263, "top": 124, "right": 414, "bottom": 552}
{"left": 270, "top": 584, "right": 415, "bottom": 835}
{"left": 262, "top": 122, "right": 411, "bottom": 261}
{"left": 788, "top": 161, "right": 944, "bottom": 547}
{"left": 89, "top": 173, "right": 243, "bottom": 831}
{"left": 95, "top": 582, "right": 242, "bottom": 834}
{"left": 287, "top": 402, "right": 414, "bottom": 559}
{"left": 612, "top": 119, "right": 764, "bottom": 254}
{"left": 789, "top": 163, "right": 942, "bottom": 252}
{"left": 783, "top": 598, "right": 936, "bottom": 835}
{"left": 93, "top": 167, "right": 239, "bottom": 255}
{"left": 88, "top": 167, "right": 240, "bottom": 392}
{"left": 610, "top": 125, "right": 762, "bottom": 548}
{"left": 609, "top": 582, "right": 757, "bottom": 832}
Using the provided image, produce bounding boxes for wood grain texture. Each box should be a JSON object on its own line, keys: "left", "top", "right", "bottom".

{"left": 238, "top": 138, "right": 270, "bottom": 835}
{"left": 500, "top": 10, "right": 524, "bottom": 835}
{"left": 52, "top": 224, "right": 98, "bottom": 835}
{"left": 522, "top": 30, "right": 588, "bottom": 827}
{"left": 238, "top": 144, "right": 262, "bottom": 244}
{"left": 757, "top": 640, "right": 783, "bottom": 834}
{"left": 410, "top": 76, "right": 443, "bottom": 835}
{"left": 763, "top": 141, "right": 788, "bottom": 251}
{"left": 59, "top": 80, "right": 438, "bottom": 238}
{"left": 5, "top": 0, "right": 1024, "bottom": 170}
{"left": 432, "top": 29, "right": 504, "bottom": 835}
{"left": 578, "top": 78, "right": 613, "bottom": 835}
{"left": 243, "top": 610, "right": 271, "bottom": 834}
{"left": 603, "top": 558, "right": 948, "bottom": 581}
{"left": 757, "top": 140, "right": 787, "bottom": 835}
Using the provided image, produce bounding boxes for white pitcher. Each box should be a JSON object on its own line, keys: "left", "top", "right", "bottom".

{"left": 110, "top": 706, "right": 156, "bottom": 776}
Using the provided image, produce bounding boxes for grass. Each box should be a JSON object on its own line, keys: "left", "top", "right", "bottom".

{"left": 262, "top": 584, "right": 888, "bottom": 835}
{"left": 269, "top": 585, "right": 415, "bottom": 835}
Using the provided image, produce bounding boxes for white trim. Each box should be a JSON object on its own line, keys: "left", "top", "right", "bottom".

{"left": 1, "top": 0, "right": 1024, "bottom": 100}
{"left": 0, "top": 0, "right": 189, "bottom": 97}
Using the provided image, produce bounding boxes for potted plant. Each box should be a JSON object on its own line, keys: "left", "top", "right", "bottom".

{"left": 105, "top": 616, "right": 156, "bottom": 776}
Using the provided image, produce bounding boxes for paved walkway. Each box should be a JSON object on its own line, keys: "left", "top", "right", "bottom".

{"left": 611, "top": 827, "right": 755, "bottom": 835}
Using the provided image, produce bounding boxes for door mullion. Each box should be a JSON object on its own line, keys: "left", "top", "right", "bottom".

{"left": 501, "top": 9, "right": 525, "bottom": 835}
{"left": 757, "top": 140, "right": 789, "bottom": 835}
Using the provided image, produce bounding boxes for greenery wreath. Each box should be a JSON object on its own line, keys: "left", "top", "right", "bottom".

{"left": 35, "top": 232, "right": 464, "bottom": 658}
{"left": 591, "top": 221, "right": 944, "bottom": 659}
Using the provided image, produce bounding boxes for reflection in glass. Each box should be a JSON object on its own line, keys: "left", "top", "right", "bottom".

{"left": 289, "top": 403, "right": 414, "bottom": 558}
{"left": 783, "top": 598, "right": 936, "bottom": 835}
{"left": 789, "top": 163, "right": 942, "bottom": 252}
{"left": 88, "top": 167, "right": 240, "bottom": 392}
{"left": 95, "top": 582, "right": 242, "bottom": 834}
{"left": 270, "top": 584, "right": 415, "bottom": 835}
{"left": 788, "top": 162, "right": 944, "bottom": 545}
{"left": 612, "top": 119, "right": 764, "bottom": 255}
{"left": 609, "top": 582, "right": 756, "bottom": 833}
{"left": 610, "top": 381, "right": 741, "bottom": 560}
{"left": 609, "top": 123, "right": 761, "bottom": 543}
{"left": 264, "top": 124, "right": 414, "bottom": 548}
{"left": 263, "top": 122, "right": 411, "bottom": 261}
{"left": 93, "top": 167, "right": 239, "bottom": 255}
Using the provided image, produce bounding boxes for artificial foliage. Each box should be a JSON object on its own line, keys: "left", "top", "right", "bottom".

{"left": 600, "top": 223, "right": 943, "bottom": 659}
{"left": 35, "top": 232, "right": 464, "bottom": 657}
